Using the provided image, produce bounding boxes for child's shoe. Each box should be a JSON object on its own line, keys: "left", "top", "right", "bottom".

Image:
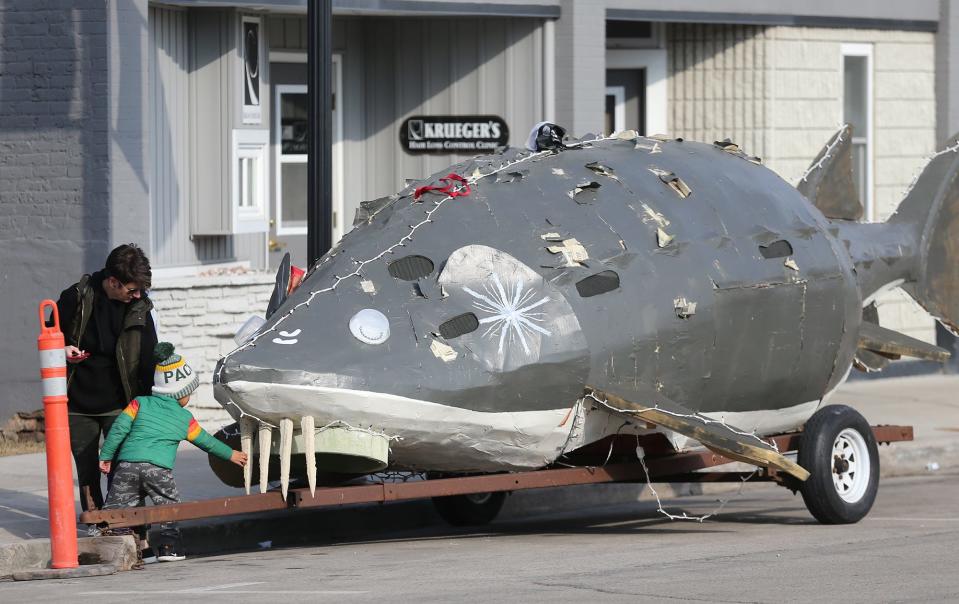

{"left": 156, "top": 542, "right": 186, "bottom": 562}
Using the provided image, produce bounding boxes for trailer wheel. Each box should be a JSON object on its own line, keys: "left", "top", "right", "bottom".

{"left": 798, "top": 405, "right": 879, "bottom": 524}
{"left": 432, "top": 491, "right": 507, "bottom": 526}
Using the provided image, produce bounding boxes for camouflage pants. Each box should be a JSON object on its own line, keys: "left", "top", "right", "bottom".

{"left": 103, "top": 461, "right": 181, "bottom": 547}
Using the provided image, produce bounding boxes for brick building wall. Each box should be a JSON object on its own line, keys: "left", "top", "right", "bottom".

{"left": 0, "top": 2, "right": 114, "bottom": 423}
{"left": 149, "top": 272, "right": 275, "bottom": 427}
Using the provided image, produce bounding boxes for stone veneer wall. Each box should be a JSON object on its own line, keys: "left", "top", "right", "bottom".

{"left": 667, "top": 24, "right": 772, "bottom": 160}
{"left": 667, "top": 24, "right": 937, "bottom": 344}
{"left": 149, "top": 272, "right": 274, "bottom": 427}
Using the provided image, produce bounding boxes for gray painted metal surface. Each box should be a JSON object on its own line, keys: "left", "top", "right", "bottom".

{"left": 936, "top": 0, "right": 959, "bottom": 370}
{"left": 213, "top": 131, "right": 959, "bottom": 478}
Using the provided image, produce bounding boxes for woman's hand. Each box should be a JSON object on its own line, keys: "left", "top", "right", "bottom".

{"left": 99, "top": 460, "right": 111, "bottom": 474}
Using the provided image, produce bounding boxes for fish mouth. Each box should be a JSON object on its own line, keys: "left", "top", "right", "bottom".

{"left": 214, "top": 380, "right": 576, "bottom": 473}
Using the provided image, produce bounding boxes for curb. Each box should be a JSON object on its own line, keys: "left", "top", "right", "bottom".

{"left": 0, "top": 536, "right": 137, "bottom": 581}
{"left": 12, "top": 563, "right": 116, "bottom": 581}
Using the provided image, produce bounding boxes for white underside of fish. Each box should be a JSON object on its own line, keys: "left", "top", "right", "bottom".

{"left": 216, "top": 381, "right": 825, "bottom": 474}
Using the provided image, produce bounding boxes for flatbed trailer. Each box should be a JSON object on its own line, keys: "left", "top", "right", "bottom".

{"left": 80, "top": 424, "right": 912, "bottom": 530}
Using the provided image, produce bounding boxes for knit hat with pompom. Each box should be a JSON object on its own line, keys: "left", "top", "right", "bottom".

{"left": 152, "top": 342, "right": 199, "bottom": 400}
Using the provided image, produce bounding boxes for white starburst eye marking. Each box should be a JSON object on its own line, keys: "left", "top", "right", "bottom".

{"left": 349, "top": 308, "right": 390, "bottom": 345}
{"left": 462, "top": 273, "right": 552, "bottom": 355}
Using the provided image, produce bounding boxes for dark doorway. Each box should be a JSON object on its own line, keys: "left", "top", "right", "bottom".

{"left": 605, "top": 69, "right": 646, "bottom": 135}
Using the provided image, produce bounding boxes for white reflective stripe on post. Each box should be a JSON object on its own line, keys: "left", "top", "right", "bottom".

{"left": 42, "top": 378, "right": 67, "bottom": 398}
{"left": 39, "top": 348, "right": 66, "bottom": 369}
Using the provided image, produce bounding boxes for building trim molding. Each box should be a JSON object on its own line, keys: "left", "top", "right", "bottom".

{"left": 606, "top": 9, "right": 938, "bottom": 33}
{"left": 159, "top": 0, "right": 561, "bottom": 19}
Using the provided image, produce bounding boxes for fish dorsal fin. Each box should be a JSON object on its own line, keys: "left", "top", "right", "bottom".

{"left": 796, "top": 124, "right": 863, "bottom": 220}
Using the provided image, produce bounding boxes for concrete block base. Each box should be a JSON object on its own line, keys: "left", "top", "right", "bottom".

{"left": 0, "top": 535, "right": 137, "bottom": 580}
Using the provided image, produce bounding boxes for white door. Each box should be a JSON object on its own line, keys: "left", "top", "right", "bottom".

{"left": 270, "top": 55, "right": 343, "bottom": 269}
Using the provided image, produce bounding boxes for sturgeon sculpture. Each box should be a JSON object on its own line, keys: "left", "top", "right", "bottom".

{"left": 212, "top": 126, "right": 958, "bottom": 501}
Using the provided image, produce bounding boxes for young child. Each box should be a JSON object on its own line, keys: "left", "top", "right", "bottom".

{"left": 98, "top": 342, "right": 248, "bottom": 562}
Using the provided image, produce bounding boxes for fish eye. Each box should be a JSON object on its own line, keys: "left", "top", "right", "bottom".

{"left": 349, "top": 308, "right": 391, "bottom": 345}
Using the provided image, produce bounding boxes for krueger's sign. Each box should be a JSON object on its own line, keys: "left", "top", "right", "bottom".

{"left": 400, "top": 115, "right": 509, "bottom": 154}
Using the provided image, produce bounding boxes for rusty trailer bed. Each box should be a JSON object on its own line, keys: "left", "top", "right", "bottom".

{"left": 80, "top": 425, "right": 912, "bottom": 530}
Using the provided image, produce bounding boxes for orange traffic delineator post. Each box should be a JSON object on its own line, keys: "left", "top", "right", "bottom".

{"left": 38, "top": 300, "right": 78, "bottom": 569}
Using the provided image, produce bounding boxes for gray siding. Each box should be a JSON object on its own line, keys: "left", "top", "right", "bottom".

{"left": 150, "top": 6, "right": 191, "bottom": 265}
{"left": 189, "top": 9, "right": 232, "bottom": 237}
{"left": 336, "top": 16, "right": 549, "bottom": 225}
{"left": 150, "top": 7, "right": 267, "bottom": 269}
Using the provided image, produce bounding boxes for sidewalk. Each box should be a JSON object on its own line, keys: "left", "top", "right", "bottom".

{"left": 1, "top": 375, "right": 956, "bottom": 549}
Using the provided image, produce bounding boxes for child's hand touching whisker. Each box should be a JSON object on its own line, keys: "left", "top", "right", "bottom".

{"left": 231, "top": 450, "right": 249, "bottom": 467}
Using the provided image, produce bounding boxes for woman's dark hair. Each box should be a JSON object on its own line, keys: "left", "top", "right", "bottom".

{"left": 105, "top": 244, "right": 152, "bottom": 290}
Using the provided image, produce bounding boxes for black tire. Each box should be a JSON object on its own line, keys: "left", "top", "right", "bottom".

{"left": 432, "top": 491, "right": 507, "bottom": 526}
{"left": 798, "top": 405, "right": 880, "bottom": 524}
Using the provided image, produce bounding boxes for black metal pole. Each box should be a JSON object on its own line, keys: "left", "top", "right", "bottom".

{"left": 307, "top": 0, "right": 333, "bottom": 265}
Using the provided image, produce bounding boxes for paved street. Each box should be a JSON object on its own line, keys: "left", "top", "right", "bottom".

{"left": 2, "top": 472, "right": 957, "bottom": 603}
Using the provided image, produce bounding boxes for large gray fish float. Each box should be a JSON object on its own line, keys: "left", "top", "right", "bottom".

{"left": 213, "top": 125, "right": 958, "bottom": 520}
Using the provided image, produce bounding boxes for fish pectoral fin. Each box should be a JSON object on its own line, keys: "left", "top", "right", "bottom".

{"left": 585, "top": 386, "right": 810, "bottom": 482}
{"left": 858, "top": 320, "right": 951, "bottom": 362}
{"left": 853, "top": 348, "right": 892, "bottom": 373}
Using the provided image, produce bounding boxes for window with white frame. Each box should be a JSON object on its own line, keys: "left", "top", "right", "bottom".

{"left": 232, "top": 129, "right": 270, "bottom": 233}
{"left": 274, "top": 85, "right": 308, "bottom": 235}
{"left": 842, "top": 43, "right": 873, "bottom": 221}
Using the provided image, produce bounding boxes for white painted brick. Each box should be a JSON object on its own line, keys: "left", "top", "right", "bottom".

{"left": 766, "top": 159, "right": 810, "bottom": 184}
{"left": 874, "top": 156, "right": 928, "bottom": 186}
{"left": 874, "top": 130, "right": 936, "bottom": 158}
{"left": 875, "top": 99, "right": 935, "bottom": 128}
{"left": 772, "top": 40, "right": 836, "bottom": 70}
{"left": 874, "top": 72, "right": 934, "bottom": 101}
{"left": 192, "top": 313, "right": 232, "bottom": 327}
{"left": 874, "top": 42, "right": 935, "bottom": 72}
{"left": 156, "top": 314, "right": 194, "bottom": 328}
{"left": 770, "top": 128, "right": 843, "bottom": 161}
{"left": 773, "top": 70, "right": 839, "bottom": 100}
{"left": 178, "top": 305, "right": 207, "bottom": 317}
{"left": 154, "top": 297, "right": 186, "bottom": 311}
{"left": 202, "top": 324, "right": 240, "bottom": 338}
{"left": 874, "top": 186, "right": 907, "bottom": 219}
{"left": 207, "top": 297, "right": 256, "bottom": 313}
{"left": 875, "top": 289, "right": 937, "bottom": 344}
{"left": 771, "top": 99, "right": 837, "bottom": 129}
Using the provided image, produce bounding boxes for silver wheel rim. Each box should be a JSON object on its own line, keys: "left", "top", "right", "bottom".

{"left": 831, "top": 428, "right": 871, "bottom": 503}
{"left": 465, "top": 492, "right": 493, "bottom": 505}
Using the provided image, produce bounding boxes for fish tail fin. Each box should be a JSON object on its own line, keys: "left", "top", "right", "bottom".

{"left": 889, "top": 132, "right": 959, "bottom": 334}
